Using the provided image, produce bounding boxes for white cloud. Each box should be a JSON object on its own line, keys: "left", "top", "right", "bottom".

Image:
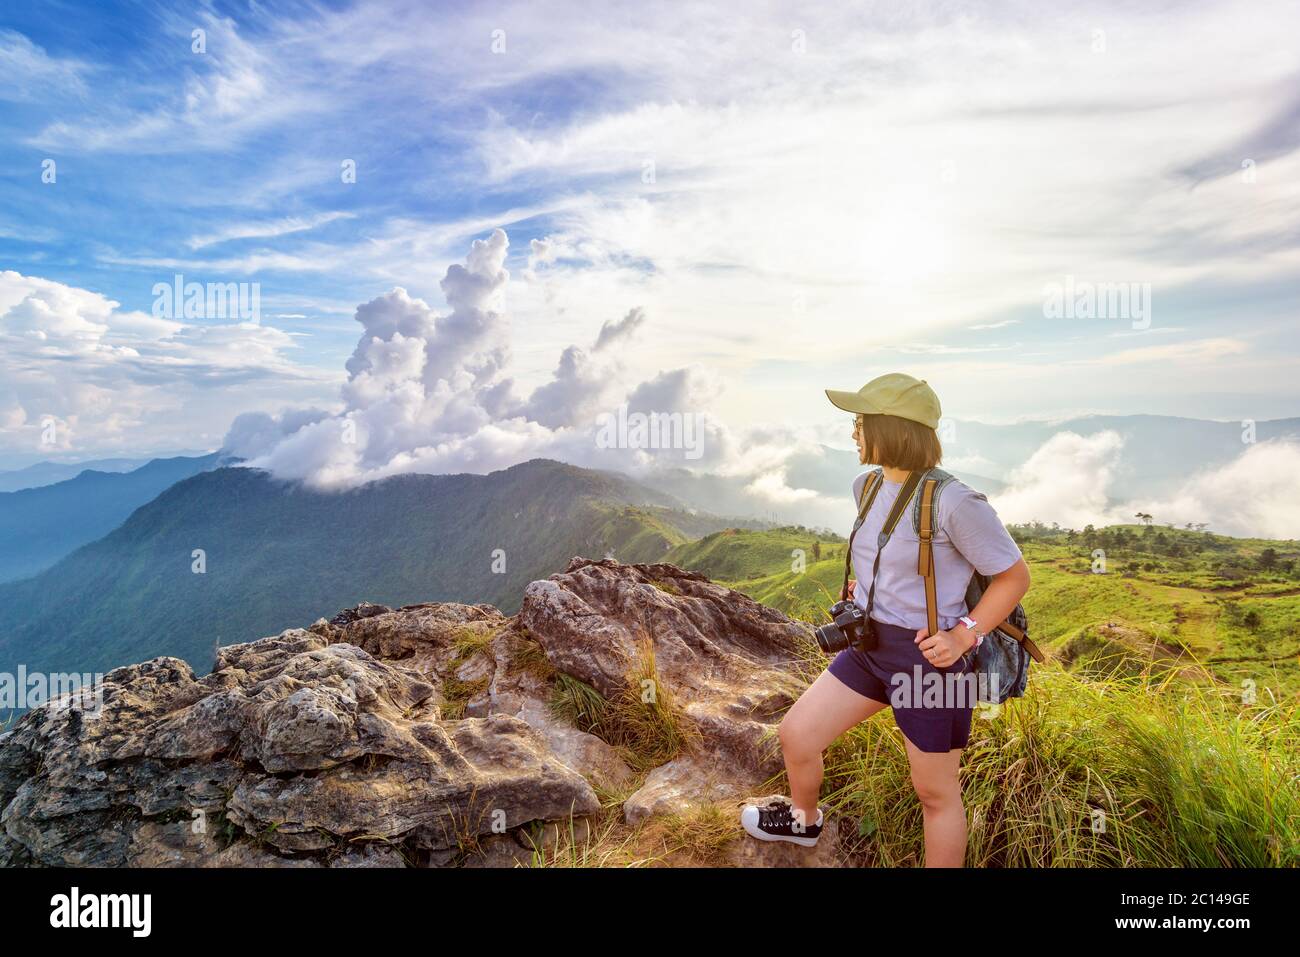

{"left": 1091, "top": 337, "right": 1250, "bottom": 366}
{"left": 185, "top": 212, "right": 355, "bottom": 250}
{"left": 745, "top": 470, "right": 821, "bottom": 505}
{"left": 593, "top": 307, "right": 646, "bottom": 352}
{"left": 991, "top": 430, "right": 1129, "bottom": 528}
{"left": 1138, "top": 440, "right": 1300, "bottom": 539}
{"left": 0, "top": 270, "right": 332, "bottom": 457}
{"left": 229, "top": 228, "right": 812, "bottom": 492}
{"left": 989, "top": 429, "right": 1300, "bottom": 539}
{"left": 28, "top": 13, "right": 306, "bottom": 153}
{"left": 0, "top": 29, "right": 89, "bottom": 101}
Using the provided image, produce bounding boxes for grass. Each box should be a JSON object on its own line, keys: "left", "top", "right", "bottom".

{"left": 793, "top": 661, "right": 1300, "bottom": 867}
{"left": 548, "top": 637, "right": 702, "bottom": 772}
{"left": 439, "top": 674, "right": 489, "bottom": 720}
{"left": 520, "top": 666, "right": 1283, "bottom": 869}
{"left": 518, "top": 796, "right": 742, "bottom": 867}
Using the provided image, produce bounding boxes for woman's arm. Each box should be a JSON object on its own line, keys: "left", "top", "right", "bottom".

{"left": 915, "top": 558, "right": 1030, "bottom": 665}
{"left": 956, "top": 557, "right": 1031, "bottom": 650}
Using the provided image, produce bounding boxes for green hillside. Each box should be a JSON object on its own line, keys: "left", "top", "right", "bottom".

{"left": 665, "top": 521, "right": 1300, "bottom": 699}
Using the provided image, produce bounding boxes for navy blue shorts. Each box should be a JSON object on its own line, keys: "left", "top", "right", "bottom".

{"left": 827, "top": 618, "right": 976, "bottom": 753}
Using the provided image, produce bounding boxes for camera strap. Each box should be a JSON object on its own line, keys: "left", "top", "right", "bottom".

{"left": 841, "top": 470, "right": 926, "bottom": 616}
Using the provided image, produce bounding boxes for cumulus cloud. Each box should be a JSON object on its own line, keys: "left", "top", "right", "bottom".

{"left": 222, "top": 407, "right": 333, "bottom": 460}
{"left": 593, "top": 307, "right": 646, "bottom": 352}
{"left": 224, "top": 228, "right": 837, "bottom": 508}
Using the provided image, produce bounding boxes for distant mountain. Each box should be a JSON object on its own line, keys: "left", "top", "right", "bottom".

{"left": 0, "top": 457, "right": 150, "bottom": 493}
{"left": 0, "top": 458, "right": 762, "bottom": 679}
{"left": 0, "top": 453, "right": 224, "bottom": 584}
{"left": 647, "top": 415, "right": 1300, "bottom": 531}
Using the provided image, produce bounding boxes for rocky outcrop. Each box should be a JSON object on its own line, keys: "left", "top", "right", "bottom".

{"left": 519, "top": 559, "right": 808, "bottom": 779}
{"left": 0, "top": 558, "right": 841, "bottom": 867}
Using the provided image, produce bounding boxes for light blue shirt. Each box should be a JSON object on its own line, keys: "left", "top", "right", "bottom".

{"left": 849, "top": 471, "right": 1023, "bottom": 633}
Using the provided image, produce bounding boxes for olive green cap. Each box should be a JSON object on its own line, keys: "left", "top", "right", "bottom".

{"left": 825, "top": 372, "right": 942, "bottom": 430}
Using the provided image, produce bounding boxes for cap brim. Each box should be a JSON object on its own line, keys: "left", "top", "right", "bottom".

{"left": 825, "top": 388, "right": 882, "bottom": 415}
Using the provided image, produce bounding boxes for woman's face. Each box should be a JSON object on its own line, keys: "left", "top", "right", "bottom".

{"left": 851, "top": 415, "right": 872, "bottom": 464}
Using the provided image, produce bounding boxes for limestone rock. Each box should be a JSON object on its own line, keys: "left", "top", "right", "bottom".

{"left": 0, "top": 558, "right": 838, "bottom": 868}
{"left": 519, "top": 558, "right": 811, "bottom": 777}
{"left": 623, "top": 755, "right": 758, "bottom": 825}
{"left": 0, "top": 632, "right": 597, "bottom": 866}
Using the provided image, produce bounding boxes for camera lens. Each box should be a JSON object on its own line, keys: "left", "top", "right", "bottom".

{"left": 814, "top": 621, "right": 848, "bottom": 654}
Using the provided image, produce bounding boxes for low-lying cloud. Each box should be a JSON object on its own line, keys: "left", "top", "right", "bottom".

{"left": 991, "top": 428, "right": 1300, "bottom": 539}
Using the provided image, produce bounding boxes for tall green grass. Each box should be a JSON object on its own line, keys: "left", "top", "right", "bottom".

{"left": 808, "top": 663, "right": 1299, "bottom": 867}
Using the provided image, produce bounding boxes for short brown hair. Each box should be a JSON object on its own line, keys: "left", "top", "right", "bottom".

{"left": 857, "top": 413, "right": 943, "bottom": 471}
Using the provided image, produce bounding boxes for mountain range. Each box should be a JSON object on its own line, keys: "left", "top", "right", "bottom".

{"left": 0, "top": 457, "right": 150, "bottom": 493}
{"left": 0, "top": 453, "right": 223, "bottom": 584}
{"left": 646, "top": 414, "right": 1300, "bottom": 530}
{"left": 0, "top": 458, "right": 764, "bottom": 681}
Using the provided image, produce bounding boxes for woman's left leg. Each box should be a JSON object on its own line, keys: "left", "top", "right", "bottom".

{"left": 903, "top": 738, "right": 967, "bottom": 867}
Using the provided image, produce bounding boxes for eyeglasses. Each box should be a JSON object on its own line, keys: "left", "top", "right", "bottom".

{"left": 851, "top": 416, "right": 863, "bottom": 434}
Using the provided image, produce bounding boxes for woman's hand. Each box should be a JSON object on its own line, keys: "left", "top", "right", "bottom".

{"left": 914, "top": 627, "right": 973, "bottom": 668}
{"left": 846, "top": 578, "right": 856, "bottom": 598}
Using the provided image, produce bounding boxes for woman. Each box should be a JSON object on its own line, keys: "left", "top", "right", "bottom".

{"left": 740, "top": 372, "right": 1031, "bottom": 866}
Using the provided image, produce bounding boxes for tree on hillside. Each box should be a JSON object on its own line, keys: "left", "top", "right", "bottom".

{"left": 1258, "top": 547, "right": 1278, "bottom": 571}
{"left": 812, "top": 541, "right": 821, "bottom": 561}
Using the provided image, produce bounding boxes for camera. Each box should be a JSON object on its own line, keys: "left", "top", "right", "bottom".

{"left": 814, "top": 599, "right": 876, "bottom": 654}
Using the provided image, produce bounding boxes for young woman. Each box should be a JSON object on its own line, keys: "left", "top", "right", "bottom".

{"left": 740, "top": 372, "right": 1031, "bottom": 866}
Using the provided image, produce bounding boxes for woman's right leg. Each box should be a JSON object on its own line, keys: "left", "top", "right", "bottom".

{"left": 779, "top": 669, "right": 889, "bottom": 825}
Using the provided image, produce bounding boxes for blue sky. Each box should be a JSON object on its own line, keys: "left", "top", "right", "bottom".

{"left": 2, "top": 0, "right": 1299, "bottom": 481}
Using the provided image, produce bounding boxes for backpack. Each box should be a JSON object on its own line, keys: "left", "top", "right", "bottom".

{"left": 848, "top": 466, "right": 1044, "bottom": 704}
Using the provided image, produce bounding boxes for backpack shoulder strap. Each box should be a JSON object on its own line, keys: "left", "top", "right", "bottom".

{"left": 855, "top": 470, "right": 926, "bottom": 617}
{"left": 841, "top": 469, "right": 884, "bottom": 600}
{"left": 916, "top": 472, "right": 1042, "bottom": 654}
{"left": 917, "top": 476, "right": 943, "bottom": 637}
{"left": 857, "top": 468, "right": 884, "bottom": 513}
{"left": 910, "top": 466, "right": 957, "bottom": 534}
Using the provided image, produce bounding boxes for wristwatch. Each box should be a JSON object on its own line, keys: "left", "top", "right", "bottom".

{"left": 958, "top": 615, "right": 985, "bottom": 651}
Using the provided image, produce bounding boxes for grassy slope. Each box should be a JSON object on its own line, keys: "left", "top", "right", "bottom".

{"left": 666, "top": 523, "right": 1300, "bottom": 699}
